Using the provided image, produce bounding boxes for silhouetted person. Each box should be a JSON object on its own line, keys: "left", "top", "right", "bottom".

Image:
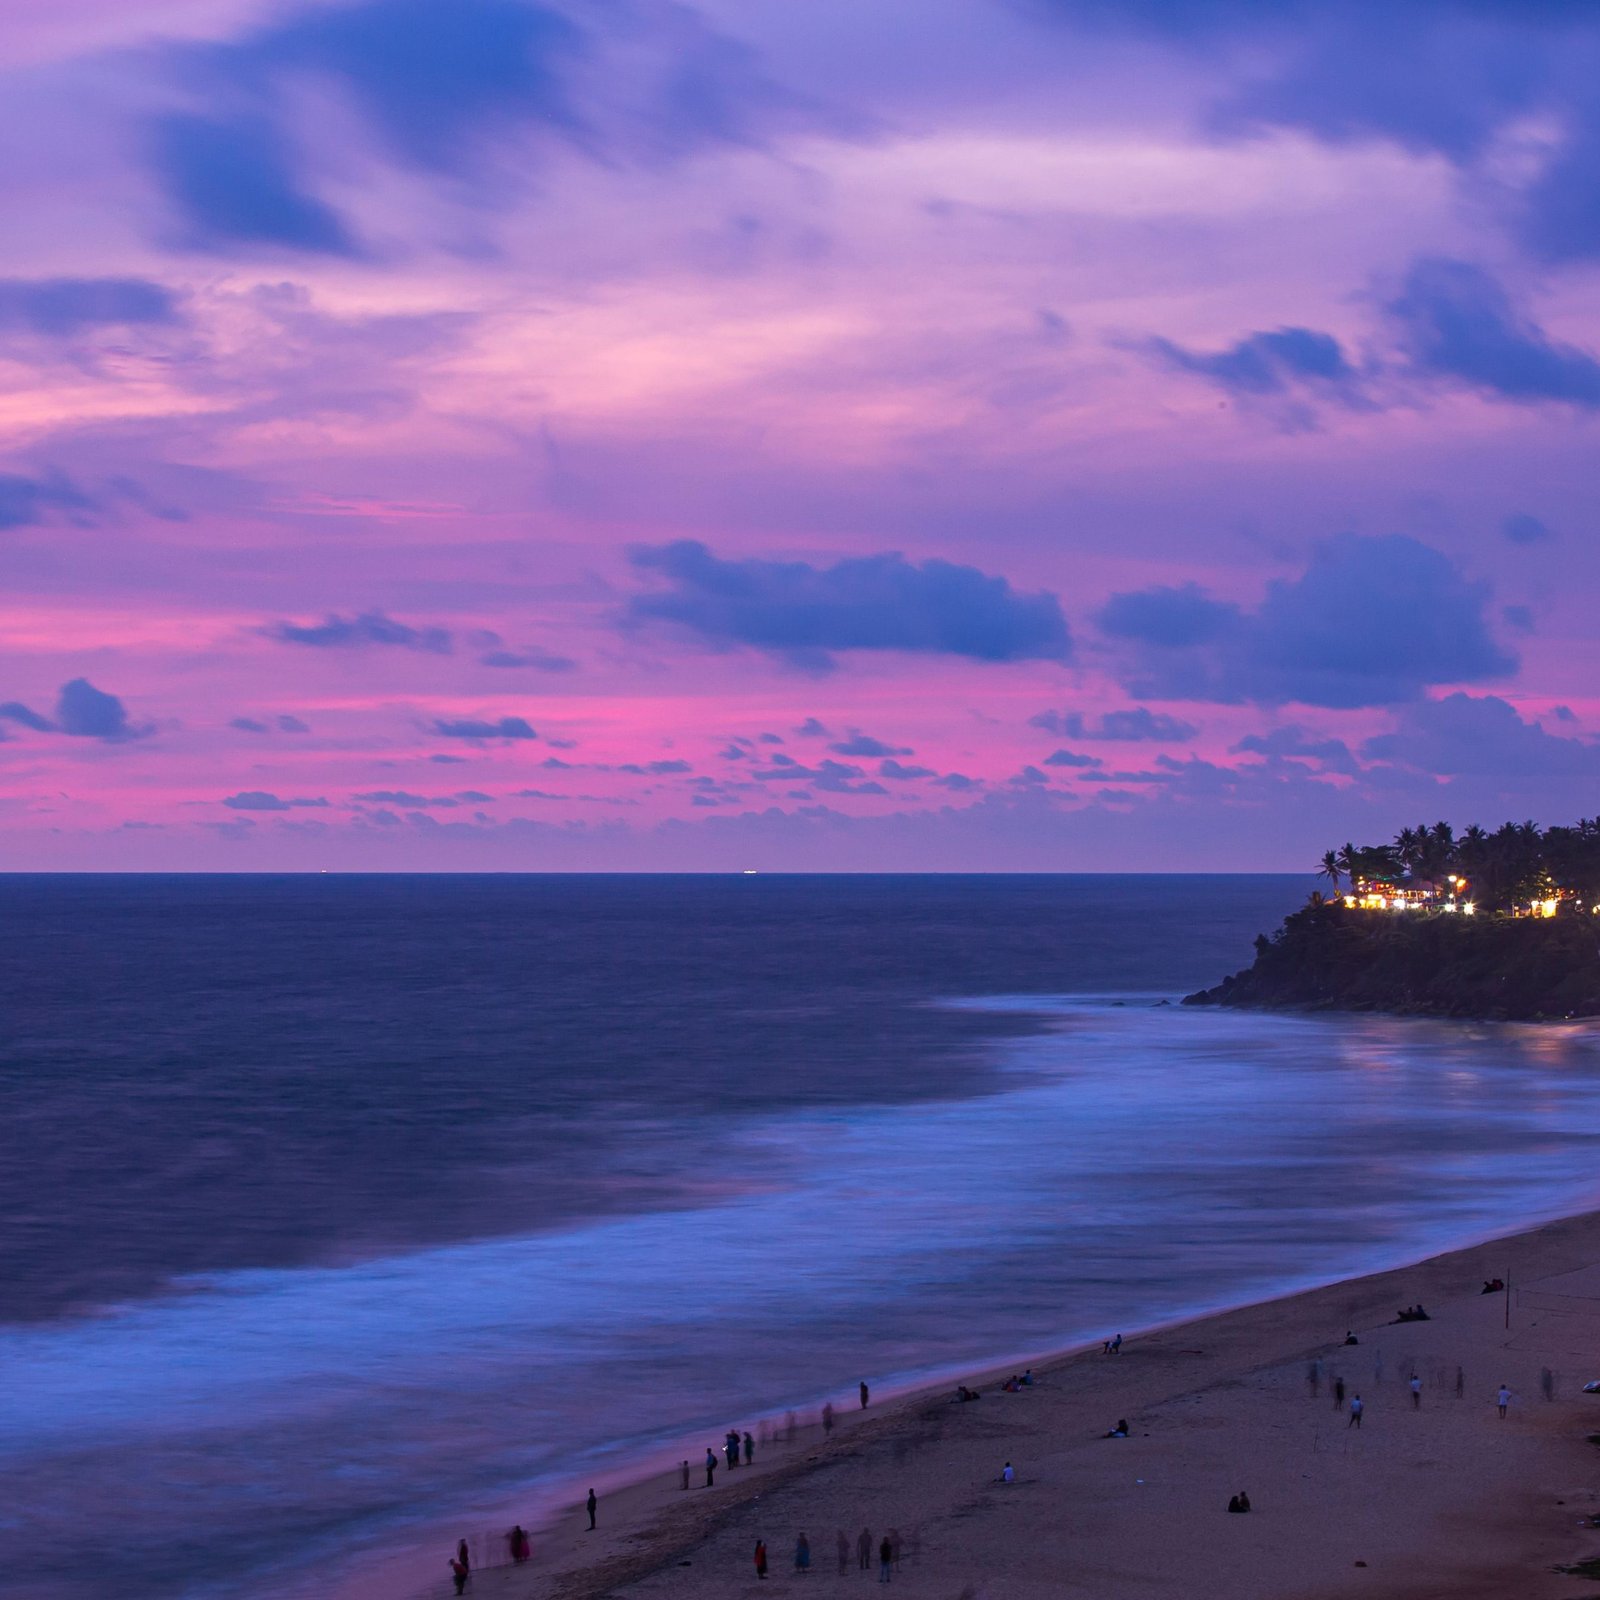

{"left": 680, "top": 1459, "right": 690, "bottom": 1491}
{"left": 822, "top": 1402, "right": 834, "bottom": 1435}
{"left": 1348, "top": 1393, "right": 1363, "bottom": 1428}
{"left": 795, "top": 1533, "right": 811, "bottom": 1573}
{"left": 508, "top": 1526, "right": 530, "bottom": 1563}
{"left": 449, "top": 1557, "right": 468, "bottom": 1595}
{"left": 1238, "top": 1491, "right": 1250, "bottom": 1512}
{"left": 725, "top": 1430, "right": 740, "bottom": 1469}
{"left": 837, "top": 1530, "right": 850, "bottom": 1574}
{"left": 857, "top": 1528, "right": 872, "bottom": 1571}
{"left": 1542, "top": 1366, "right": 1555, "bottom": 1402}
{"left": 1111, "top": 1333, "right": 1122, "bottom": 1353}
{"left": 1497, "top": 1384, "right": 1510, "bottom": 1418}
{"left": 754, "top": 1540, "right": 768, "bottom": 1580}
{"left": 1344, "top": 1330, "right": 1359, "bottom": 1345}
{"left": 744, "top": 1431, "right": 754, "bottom": 1465}
{"left": 1455, "top": 1366, "right": 1465, "bottom": 1400}
{"left": 860, "top": 1380, "right": 870, "bottom": 1410}
{"left": 878, "top": 1536, "right": 893, "bottom": 1582}
{"left": 586, "top": 1488, "right": 597, "bottom": 1530}
{"left": 1333, "top": 1375, "right": 1345, "bottom": 1409}
{"left": 705, "top": 1448, "right": 717, "bottom": 1487}
{"left": 457, "top": 1540, "right": 470, "bottom": 1579}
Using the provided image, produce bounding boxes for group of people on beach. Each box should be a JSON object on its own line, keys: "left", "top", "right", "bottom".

{"left": 1394, "top": 1303, "right": 1430, "bottom": 1322}
{"left": 755, "top": 1527, "right": 902, "bottom": 1581}
{"left": 954, "top": 1369, "right": 1034, "bottom": 1403}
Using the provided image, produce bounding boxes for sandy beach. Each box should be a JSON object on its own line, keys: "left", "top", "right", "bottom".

{"left": 450, "top": 1208, "right": 1600, "bottom": 1600}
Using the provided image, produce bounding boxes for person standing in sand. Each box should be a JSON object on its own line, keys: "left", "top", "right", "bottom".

{"left": 1409, "top": 1374, "right": 1422, "bottom": 1409}
{"left": 860, "top": 1380, "right": 870, "bottom": 1409}
{"left": 878, "top": 1535, "right": 893, "bottom": 1582}
{"left": 795, "top": 1532, "right": 811, "bottom": 1573}
{"left": 1333, "top": 1374, "right": 1345, "bottom": 1409}
{"left": 822, "top": 1402, "right": 835, "bottom": 1435}
{"left": 680, "top": 1459, "right": 689, "bottom": 1490}
{"left": 457, "top": 1539, "right": 470, "bottom": 1579}
{"left": 858, "top": 1527, "right": 872, "bottom": 1571}
{"left": 705, "top": 1447, "right": 717, "bottom": 1487}
{"left": 586, "top": 1488, "right": 597, "bottom": 1530}
{"left": 754, "top": 1540, "right": 768, "bottom": 1580}
{"left": 837, "top": 1530, "right": 850, "bottom": 1574}
{"left": 744, "top": 1431, "right": 754, "bottom": 1465}
{"left": 1497, "top": 1384, "right": 1511, "bottom": 1418}
{"left": 1348, "top": 1393, "right": 1364, "bottom": 1428}
{"left": 449, "top": 1555, "right": 468, "bottom": 1595}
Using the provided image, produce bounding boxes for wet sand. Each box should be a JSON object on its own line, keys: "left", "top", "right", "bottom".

{"left": 454, "top": 1209, "right": 1600, "bottom": 1600}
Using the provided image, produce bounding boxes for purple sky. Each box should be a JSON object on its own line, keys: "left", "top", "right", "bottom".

{"left": 3, "top": 0, "right": 1599, "bottom": 869}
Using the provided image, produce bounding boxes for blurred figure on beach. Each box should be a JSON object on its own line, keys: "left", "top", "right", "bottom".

{"left": 822, "top": 1402, "right": 835, "bottom": 1435}
{"left": 1455, "top": 1366, "right": 1465, "bottom": 1399}
{"left": 449, "top": 1555, "right": 468, "bottom": 1595}
{"left": 785, "top": 1410, "right": 798, "bottom": 1443}
{"left": 456, "top": 1539, "right": 470, "bottom": 1578}
{"left": 586, "top": 1488, "right": 597, "bottom": 1529}
{"left": 1542, "top": 1366, "right": 1555, "bottom": 1401}
{"left": 860, "top": 1380, "right": 870, "bottom": 1409}
{"left": 857, "top": 1527, "right": 872, "bottom": 1570}
{"left": 878, "top": 1535, "right": 893, "bottom": 1582}
{"left": 1409, "top": 1375, "right": 1422, "bottom": 1409}
{"left": 744, "top": 1431, "right": 754, "bottom": 1464}
{"left": 725, "top": 1430, "right": 740, "bottom": 1469}
{"left": 795, "top": 1532, "right": 810, "bottom": 1573}
{"left": 705, "top": 1447, "right": 717, "bottom": 1486}
{"left": 836, "top": 1530, "right": 849, "bottom": 1573}
{"left": 507, "top": 1525, "right": 530, "bottom": 1563}
{"left": 754, "top": 1539, "right": 767, "bottom": 1580}
{"left": 679, "top": 1459, "right": 689, "bottom": 1490}
{"left": 1306, "top": 1359, "right": 1321, "bottom": 1397}
{"left": 1497, "top": 1384, "right": 1511, "bottom": 1418}
{"left": 1348, "top": 1393, "right": 1363, "bottom": 1428}
{"left": 1333, "top": 1374, "right": 1345, "bottom": 1409}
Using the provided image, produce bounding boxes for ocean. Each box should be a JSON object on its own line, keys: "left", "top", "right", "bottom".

{"left": 5, "top": 873, "right": 1600, "bottom": 1599}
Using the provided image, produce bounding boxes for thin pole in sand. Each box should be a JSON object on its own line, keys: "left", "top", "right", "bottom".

{"left": 1504, "top": 1274, "right": 1511, "bottom": 1331}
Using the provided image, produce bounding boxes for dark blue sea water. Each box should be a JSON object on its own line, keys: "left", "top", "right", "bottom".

{"left": 6, "top": 874, "right": 1600, "bottom": 1600}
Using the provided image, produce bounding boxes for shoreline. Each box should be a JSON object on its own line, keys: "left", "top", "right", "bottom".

{"left": 452, "top": 1203, "right": 1600, "bottom": 1600}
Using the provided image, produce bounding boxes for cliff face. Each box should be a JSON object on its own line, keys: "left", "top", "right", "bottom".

{"left": 1183, "top": 900, "right": 1600, "bottom": 1020}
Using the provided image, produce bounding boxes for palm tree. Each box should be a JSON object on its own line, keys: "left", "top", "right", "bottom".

{"left": 1319, "top": 849, "right": 1341, "bottom": 889}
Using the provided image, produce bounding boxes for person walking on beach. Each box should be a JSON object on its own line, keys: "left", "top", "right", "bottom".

{"left": 725, "top": 1430, "right": 740, "bottom": 1469}
{"left": 705, "top": 1447, "right": 718, "bottom": 1487}
{"left": 822, "top": 1402, "right": 835, "bottom": 1435}
{"left": 1348, "top": 1393, "right": 1364, "bottom": 1428}
{"left": 795, "top": 1533, "right": 811, "bottom": 1574}
{"left": 1409, "top": 1374, "right": 1422, "bottom": 1410}
{"left": 857, "top": 1528, "right": 872, "bottom": 1571}
{"left": 754, "top": 1540, "right": 768, "bottom": 1580}
{"left": 836, "top": 1530, "right": 850, "bottom": 1574}
{"left": 456, "top": 1539, "right": 471, "bottom": 1579}
{"left": 878, "top": 1536, "right": 893, "bottom": 1582}
{"left": 449, "top": 1555, "right": 469, "bottom": 1595}
{"left": 1307, "top": 1359, "right": 1321, "bottom": 1398}
{"left": 1333, "top": 1375, "right": 1345, "bottom": 1410}
{"left": 860, "top": 1380, "right": 870, "bottom": 1410}
{"left": 508, "top": 1525, "right": 530, "bottom": 1564}
{"left": 744, "top": 1431, "right": 754, "bottom": 1465}
{"left": 680, "top": 1459, "right": 690, "bottom": 1491}
{"left": 1497, "top": 1384, "right": 1511, "bottom": 1419}
{"left": 586, "top": 1488, "right": 597, "bottom": 1530}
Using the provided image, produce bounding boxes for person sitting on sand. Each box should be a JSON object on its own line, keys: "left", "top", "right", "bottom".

{"left": 1227, "top": 1495, "right": 1243, "bottom": 1513}
{"left": 1022, "top": 1369, "right": 1035, "bottom": 1385}
{"left": 955, "top": 1385, "right": 980, "bottom": 1402}
{"left": 1344, "top": 1330, "right": 1360, "bottom": 1345}
{"left": 1000, "top": 1461, "right": 1015, "bottom": 1483}
{"left": 1237, "top": 1491, "right": 1251, "bottom": 1512}
{"left": 1103, "top": 1419, "right": 1129, "bottom": 1438}
{"left": 1002, "top": 1376, "right": 1021, "bottom": 1392}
